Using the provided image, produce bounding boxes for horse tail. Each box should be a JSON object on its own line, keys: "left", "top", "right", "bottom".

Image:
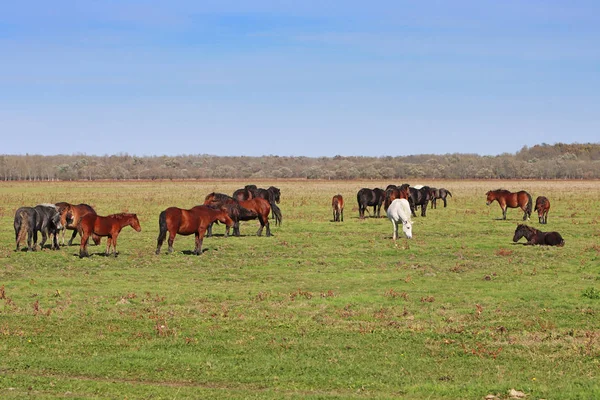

{"left": 447, "top": 190, "right": 452, "bottom": 198}
{"left": 271, "top": 202, "right": 283, "bottom": 226}
{"left": 526, "top": 193, "right": 533, "bottom": 219}
{"left": 157, "top": 210, "right": 168, "bottom": 243}
{"left": 15, "top": 210, "right": 29, "bottom": 248}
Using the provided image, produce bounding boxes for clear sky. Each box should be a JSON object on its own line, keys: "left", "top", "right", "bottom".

{"left": 2, "top": 1, "right": 599, "bottom": 157}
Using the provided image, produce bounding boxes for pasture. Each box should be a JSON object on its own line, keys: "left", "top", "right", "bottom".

{"left": 0, "top": 179, "right": 599, "bottom": 399}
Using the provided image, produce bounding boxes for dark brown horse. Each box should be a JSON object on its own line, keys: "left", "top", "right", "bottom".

{"left": 57, "top": 202, "right": 101, "bottom": 246}
{"left": 513, "top": 224, "right": 564, "bottom": 246}
{"left": 534, "top": 196, "right": 550, "bottom": 224}
{"left": 78, "top": 213, "right": 141, "bottom": 258}
{"left": 332, "top": 194, "right": 344, "bottom": 222}
{"left": 357, "top": 188, "right": 385, "bottom": 219}
{"left": 429, "top": 188, "right": 452, "bottom": 209}
{"left": 155, "top": 205, "right": 234, "bottom": 255}
{"left": 486, "top": 189, "right": 532, "bottom": 220}
{"left": 384, "top": 184, "right": 410, "bottom": 211}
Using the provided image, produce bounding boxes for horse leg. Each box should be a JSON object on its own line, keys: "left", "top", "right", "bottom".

{"left": 421, "top": 202, "right": 428, "bottom": 217}
{"left": 167, "top": 230, "right": 176, "bottom": 253}
{"left": 502, "top": 206, "right": 507, "bottom": 220}
{"left": 341, "top": 208, "right": 344, "bottom": 222}
{"left": 522, "top": 207, "right": 528, "bottom": 221}
{"left": 156, "top": 226, "right": 167, "bottom": 254}
{"left": 111, "top": 234, "right": 118, "bottom": 257}
{"left": 79, "top": 232, "right": 89, "bottom": 258}
{"left": 206, "top": 222, "right": 213, "bottom": 238}
{"left": 28, "top": 230, "right": 34, "bottom": 251}
{"left": 105, "top": 237, "right": 112, "bottom": 256}
{"left": 391, "top": 220, "right": 398, "bottom": 241}
{"left": 68, "top": 229, "right": 78, "bottom": 246}
{"left": 234, "top": 221, "right": 241, "bottom": 237}
{"left": 443, "top": 196, "right": 447, "bottom": 207}
{"left": 52, "top": 231, "right": 59, "bottom": 250}
{"left": 193, "top": 232, "right": 203, "bottom": 255}
{"left": 265, "top": 218, "right": 271, "bottom": 237}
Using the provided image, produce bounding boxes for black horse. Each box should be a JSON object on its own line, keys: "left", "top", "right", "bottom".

{"left": 14, "top": 204, "right": 63, "bottom": 251}
{"left": 430, "top": 188, "right": 452, "bottom": 209}
{"left": 357, "top": 188, "right": 385, "bottom": 219}
{"left": 513, "top": 224, "right": 564, "bottom": 246}
{"left": 409, "top": 186, "right": 431, "bottom": 217}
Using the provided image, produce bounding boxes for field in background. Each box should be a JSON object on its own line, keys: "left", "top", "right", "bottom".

{"left": 0, "top": 179, "right": 599, "bottom": 399}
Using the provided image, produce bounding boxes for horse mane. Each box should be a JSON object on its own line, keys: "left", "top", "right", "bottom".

{"left": 39, "top": 203, "right": 58, "bottom": 209}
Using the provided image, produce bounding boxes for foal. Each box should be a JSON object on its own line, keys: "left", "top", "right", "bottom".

{"left": 78, "top": 213, "right": 141, "bottom": 257}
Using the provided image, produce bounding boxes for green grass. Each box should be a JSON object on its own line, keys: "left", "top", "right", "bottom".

{"left": 1, "top": 179, "right": 599, "bottom": 399}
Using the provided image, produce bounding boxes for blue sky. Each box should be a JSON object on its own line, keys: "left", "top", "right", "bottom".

{"left": 1, "top": 1, "right": 598, "bottom": 157}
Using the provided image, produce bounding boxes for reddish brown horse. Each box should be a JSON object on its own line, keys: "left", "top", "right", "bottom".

{"left": 331, "top": 194, "right": 344, "bottom": 222}
{"left": 486, "top": 189, "right": 532, "bottom": 221}
{"left": 78, "top": 213, "right": 141, "bottom": 258}
{"left": 384, "top": 184, "right": 410, "bottom": 211}
{"left": 56, "top": 202, "right": 101, "bottom": 246}
{"left": 238, "top": 197, "right": 272, "bottom": 236}
{"left": 156, "top": 206, "right": 234, "bottom": 255}
{"left": 513, "top": 224, "right": 564, "bottom": 246}
{"left": 534, "top": 196, "right": 550, "bottom": 224}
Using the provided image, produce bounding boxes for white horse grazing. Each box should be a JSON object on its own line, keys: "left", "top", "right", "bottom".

{"left": 386, "top": 198, "right": 413, "bottom": 240}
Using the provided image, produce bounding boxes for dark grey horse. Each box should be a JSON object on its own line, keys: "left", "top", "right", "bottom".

{"left": 430, "top": 188, "right": 452, "bottom": 209}
{"left": 409, "top": 186, "right": 432, "bottom": 217}
{"left": 357, "top": 188, "right": 385, "bottom": 219}
{"left": 14, "top": 204, "right": 63, "bottom": 251}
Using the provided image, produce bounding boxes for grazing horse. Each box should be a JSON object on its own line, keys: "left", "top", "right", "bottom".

{"left": 332, "top": 194, "right": 344, "bottom": 222}
{"left": 14, "top": 204, "right": 63, "bottom": 251}
{"left": 486, "top": 189, "right": 532, "bottom": 221}
{"left": 78, "top": 213, "right": 141, "bottom": 258}
{"left": 408, "top": 186, "right": 432, "bottom": 217}
{"left": 156, "top": 205, "right": 234, "bottom": 255}
{"left": 357, "top": 188, "right": 385, "bottom": 219}
{"left": 430, "top": 188, "right": 452, "bottom": 209}
{"left": 56, "top": 202, "right": 101, "bottom": 246}
{"left": 384, "top": 184, "right": 410, "bottom": 211}
{"left": 513, "top": 224, "right": 564, "bottom": 246}
{"left": 386, "top": 198, "right": 413, "bottom": 240}
{"left": 534, "top": 196, "right": 550, "bottom": 224}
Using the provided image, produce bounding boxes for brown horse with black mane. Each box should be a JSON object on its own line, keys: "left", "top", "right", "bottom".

{"left": 534, "top": 196, "right": 550, "bottom": 224}
{"left": 155, "top": 205, "right": 234, "bottom": 255}
{"left": 56, "top": 202, "right": 101, "bottom": 246}
{"left": 78, "top": 213, "right": 141, "bottom": 258}
{"left": 384, "top": 184, "right": 410, "bottom": 211}
{"left": 332, "top": 194, "right": 344, "bottom": 222}
{"left": 486, "top": 189, "right": 532, "bottom": 220}
{"left": 513, "top": 224, "right": 564, "bottom": 246}
{"left": 204, "top": 193, "right": 273, "bottom": 237}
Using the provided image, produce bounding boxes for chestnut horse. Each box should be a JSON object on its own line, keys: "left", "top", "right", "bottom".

{"left": 78, "top": 213, "right": 141, "bottom": 258}
{"left": 155, "top": 205, "right": 234, "bottom": 255}
{"left": 238, "top": 197, "right": 272, "bottom": 236}
{"left": 384, "top": 184, "right": 410, "bottom": 211}
{"left": 56, "top": 202, "right": 101, "bottom": 246}
{"left": 513, "top": 224, "right": 564, "bottom": 246}
{"left": 332, "top": 194, "right": 344, "bottom": 222}
{"left": 534, "top": 196, "right": 550, "bottom": 224}
{"left": 204, "top": 193, "right": 272, "bottom": 236}
{"left": 486, "top": 189, "right": 532, "bottom": 221}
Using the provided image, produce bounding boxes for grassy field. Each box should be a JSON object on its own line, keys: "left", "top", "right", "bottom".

{"left": 0, "top": 179, "right": 599, "bottom": 399}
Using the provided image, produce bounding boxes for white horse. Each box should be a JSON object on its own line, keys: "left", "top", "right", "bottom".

{"left": 386, "top": 198, "right": 413, "bottom": 240}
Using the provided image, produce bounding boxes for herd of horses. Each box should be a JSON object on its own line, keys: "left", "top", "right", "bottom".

{"left": 12, "top": 184, "right": 566, "bottom": 257}
{"left": 14, "top": 184, "right": 282, "bottom": 257}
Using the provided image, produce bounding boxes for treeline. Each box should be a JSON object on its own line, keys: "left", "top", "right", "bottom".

{"left": 1, "top": 143, "right": 599, "bottom": 181}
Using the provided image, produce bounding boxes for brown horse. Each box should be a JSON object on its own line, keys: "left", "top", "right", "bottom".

{"left": 56, "top": 202, "right": 101, "bottom": 246}
{"left": 332, "top": 194, "right": 344, "bottom": 222}
{"left": 155, "top": 206, "right": 234, "bottom": 255}
{"left": 78, "top": 213, "right": 141, "bottom": 258}
{"left": 486, "top": 189, "right": 532, "bottom": 220}
{"left": 513, "top": 224, "right": 564, "bottom": 246}
{"left": 238, "top": 197, "right": 272, "bottom": 236}
{"left": 534, "top": 196, "right": 550, "bottom": 224}
{"left": 384, "top": 184, "right": 410, "bottom": 211}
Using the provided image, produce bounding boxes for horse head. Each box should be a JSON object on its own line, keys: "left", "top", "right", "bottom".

{"left": 402, "top": 219, "right": 413, "bottom": 239}
{"left": 130, "top": 214, "right": 142, "bottom": 232}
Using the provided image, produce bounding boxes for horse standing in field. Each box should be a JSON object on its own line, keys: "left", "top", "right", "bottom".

{"left": 254, "top": 186, "right": 282, "bottom": 226}
{"left": 204, "top": 193, "right": 273, "bottom": 237}
{"left": 513, "top": 224, "right": 564, "bottom": 246}
{"left": 357, "top": 188, "right": 385, "bottom": 219}
{"left": 332, "top": 194, "right": 344, "bottom": 222}
{"left": 486, "top": 189, "right": 532, "bottom": 221}
{"left": 386, "top": 198, "right": 413, "bottom": 241}
{"left": 14, "top": 204, "right": 63, "bottom": 251}
{"left": 429, "top": 188, "right": 452, "bottom": 209}
{"left": 78, "top": 213, "right": 141, "bottom": 258}
{"left": 155, "top": 205, "right": 234, "bottom": 255}
{"left": 204, "top": 192, "right": 256, "bottom": 237}
{"left": 56, "top": 202, "right": 101, "bottom": 246}
{"left": 408, "top": 186, "right": 432, "bottom": 217}
{"left": 384, "top": 184, "right": 410, "bottom": 211}
{"left": 534, "top": 196, "right": 550, "bottom": 224}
